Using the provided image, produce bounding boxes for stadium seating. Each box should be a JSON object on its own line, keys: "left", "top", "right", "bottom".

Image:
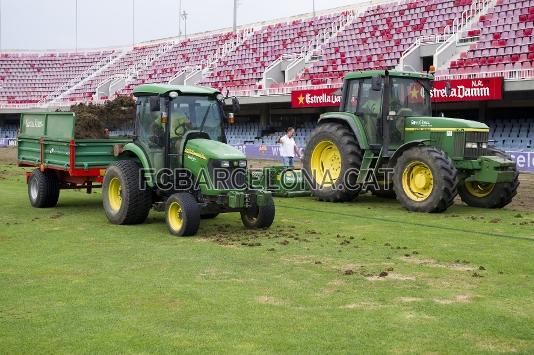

{"left": 0, "top": 122, "right": 18, "bottom": 139}
{"left": 225, "top": 120, "right": 316, "bottom": 147}
{"left": 199, "top": 12, "right": 350, "bottom": 94}
{"left": 127, "top": 31, "right": 242, "bottom": 92}
{"left": 439, "top": 0, "right": 534, "bottom": 79}
{"left": 0, "top": 50, "right": 117, "bottom": 106}
{"left": 488, "top": 117, "right": 534, "bottom": 151}
{"left": 63, "top": 43, "right": 169, "bottom": 103}
{"left": 0, "top": 0, "right": 532, "bottom": 105}
{"left": 285, "top": 0, "right": 478, "bottom": 91}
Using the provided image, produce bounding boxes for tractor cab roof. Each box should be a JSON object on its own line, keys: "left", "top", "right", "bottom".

{"left": 133, "top": 84, "right": 221, "bottom": 97}
{"left": 344, "top": 70, "right": 433, "bottom": 81}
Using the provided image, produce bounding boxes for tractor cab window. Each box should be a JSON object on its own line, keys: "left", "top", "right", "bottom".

{"left": 135, "top": 96, "right": 167, "bottom": 172}
{"left": 356, "top": 79, "right": 383, "bottom": 145}
{"left": 169, "top": 95, "right": 222, "bottom": 141}
{"left": 389, "top": 78, "right": 431, "bottom": 117}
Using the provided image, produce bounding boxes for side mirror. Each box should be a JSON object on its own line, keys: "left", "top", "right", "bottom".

{"left": 371, "top": 76, "right": 382, "bottom": 91}
{"left": 149, "top": 96, "right": 160, "bottom": 112}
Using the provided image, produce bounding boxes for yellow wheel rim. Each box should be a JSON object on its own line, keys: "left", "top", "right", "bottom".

{"left": 465, "top": 181, "right": 495, "bottom": 198}
{"left": 310, "top": 140, "right": 342, "bottom": 186}
{"left": 167, "top": 201, "right": 184, "bottom": 231}
{"left": 402, "top": 161, "right": 434, "bottom": 201}
{"left": 108, "top": 177, "right": 122, "bottom": 212}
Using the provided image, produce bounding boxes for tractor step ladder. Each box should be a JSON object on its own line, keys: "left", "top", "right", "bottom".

{"left": 357, "top": 149, "right": 382, "bottom": 184}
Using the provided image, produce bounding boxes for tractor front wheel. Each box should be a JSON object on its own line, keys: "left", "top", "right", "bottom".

{"left": 102, "top": 160, "right": 152, "bottom": 225}
{"left": 458, "top": 147, "right": 519, "bottom": 209}
{"left": 241, "top": 204, "right": 275, "bottom": 229}
{"left": 303, "top": 122, "right": 363, "bottom": 202}
{"left": 165, "top": 193, "right": 201, "bottom": 236}
{"left": 393, "top": 147, "right": 458, "bottom": 213}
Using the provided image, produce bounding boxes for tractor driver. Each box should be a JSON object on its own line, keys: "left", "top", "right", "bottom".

{"left": 152, "top": 108, "right": 192, "bottom": 142}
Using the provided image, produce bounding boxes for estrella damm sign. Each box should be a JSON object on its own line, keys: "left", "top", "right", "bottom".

{"left": 291, "top": 88, "right": 342, "bottom": 108}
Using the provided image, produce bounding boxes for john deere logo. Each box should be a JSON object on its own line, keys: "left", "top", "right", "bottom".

{"left": 411, "top": 119, "right": 431, "bottom": 127}
{"left": 184, "top": 148, "right": 207, "bottom": 160}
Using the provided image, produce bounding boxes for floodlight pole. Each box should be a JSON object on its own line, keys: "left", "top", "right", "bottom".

{"left": 178, "top": 0, "right": 182, "bottom": 38}
{"left": 233, "top": 0, "right": 237, "bottom": 33}
{"left": 0, "top": 0, "right": 3, "bottom": 51}
{"left": 312, "top": 0, "right": 316, "bottom": 17}
{"left": 75, "top": 0, "right": 78, "bottom": 52}
{"left": 182, "top": 11, "right": 188, "bottom": 38}
{"left": 132, "top": 0, "right": 135, "bottom": 45}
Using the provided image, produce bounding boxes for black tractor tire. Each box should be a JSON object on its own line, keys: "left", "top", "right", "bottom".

{"left": 165, "top": 193, "right": 201, "bottom": 237}
{"left": 241, "top": 204, "right": 275, "bottom": 229}
{"left": 201, "top": 213, "right": 219, "bottom": 219}
{"left": 458, "top": 148, "right": 519, "bottom": 209}
{"left": 393, "top": 146, "right": 458, "bottom": 213}
{"left": 303, "top": 122, "right": 363, "bottom": 202}
{"left": 102, "top": 160, "right": 152, "bottom": 225}
{"left": 28, "top": 169, "right": 60, "bottom": 208}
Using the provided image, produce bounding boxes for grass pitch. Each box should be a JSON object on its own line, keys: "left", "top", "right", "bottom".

{"left": 0, "top": 162, "right": 533, "bottom": 353}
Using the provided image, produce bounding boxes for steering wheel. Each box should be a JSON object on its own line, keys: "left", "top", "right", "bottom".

{"left": 174, "top": 115, "right": 192, "bottom": 137}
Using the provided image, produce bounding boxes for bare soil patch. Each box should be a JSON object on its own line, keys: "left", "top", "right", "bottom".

{"left": 0, "top": 148, "right": 16, "bottom": 164}
{"left": 256, "top": 296, "right": 287, "bottom": 306}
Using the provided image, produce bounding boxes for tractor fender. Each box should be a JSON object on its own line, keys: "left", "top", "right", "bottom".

{"left": 318, "top": 112, "right": 369, "bottom": 150}
{"left": 388, "top": 140, "right": 430, "bottom": 168}
{"left": 120, "top": 143, "right": 155, "bottom": 187}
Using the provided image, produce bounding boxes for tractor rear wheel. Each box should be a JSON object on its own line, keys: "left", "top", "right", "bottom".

{"left": 165, "top": 193, "right": 201, "bottom": 236}
{"left": 458, "top": 149, "right": 519, "bottom": 208}
{"left": 241, "top": 204, "right": 275, "bottom": 229}
{"left": 303, "top": 122, "right": 362, "bottom": 202}
{"left": 102, "top": 160, "right": 152, "bottom": 225}
{"left": 393, "top": 146, "right": 458, "bottom": 213}
{"left": 28, "top": 169, "right": 60, "bottom": 208}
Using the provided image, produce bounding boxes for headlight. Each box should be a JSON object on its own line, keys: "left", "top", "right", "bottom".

{"left": 465, "top": 142, "right": 478, "bottom": 149}
{"left": 220, "top": 160, "right": 230, "bottom": 168}
{"left": 481, "top": 143, "right": 487, "bottom": 149}
{"left": 239, "top": 160, "right": 247, "bottom": 168}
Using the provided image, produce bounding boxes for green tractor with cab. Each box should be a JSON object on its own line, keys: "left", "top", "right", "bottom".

{"left": 102, "top": 84, "right": 275, "bottom": 235}
{"left": 303, "top": 70, "right": 519, "bottom": 212}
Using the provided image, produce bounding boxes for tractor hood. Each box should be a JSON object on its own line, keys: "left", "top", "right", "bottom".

{"left": 405, "top": 116, "right": 489, "bottom": 131}
{"left": 185, "top": 139, "right": 246, "bottom": 160}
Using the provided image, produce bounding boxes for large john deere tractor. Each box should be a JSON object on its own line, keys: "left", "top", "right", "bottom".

{"left": 303, "top": 70, "right": 519, "bottom": 212}
{"left": 103, "top": 84, "right": 275, "bottom": 236}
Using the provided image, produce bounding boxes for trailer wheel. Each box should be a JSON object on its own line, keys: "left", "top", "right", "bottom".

{"left": 28, "top": 169, "right": 60, "bottom": 208}
{"left": 165, "top": 193, "right": 200, "bottom": 236}
{"left": 458, "top": 148, "right": 519, "bottom": 209}
{"left": 303, "top": 122, "right": 363, "bottom": 202}
{"left": 241, "top": 204, "right": 275, "bottom": 229}
{"left": 103, "top": 160, "right": 152, "bottom": 225}
{"left": 393, "top": 147, "right": 458, "bottom": 213}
